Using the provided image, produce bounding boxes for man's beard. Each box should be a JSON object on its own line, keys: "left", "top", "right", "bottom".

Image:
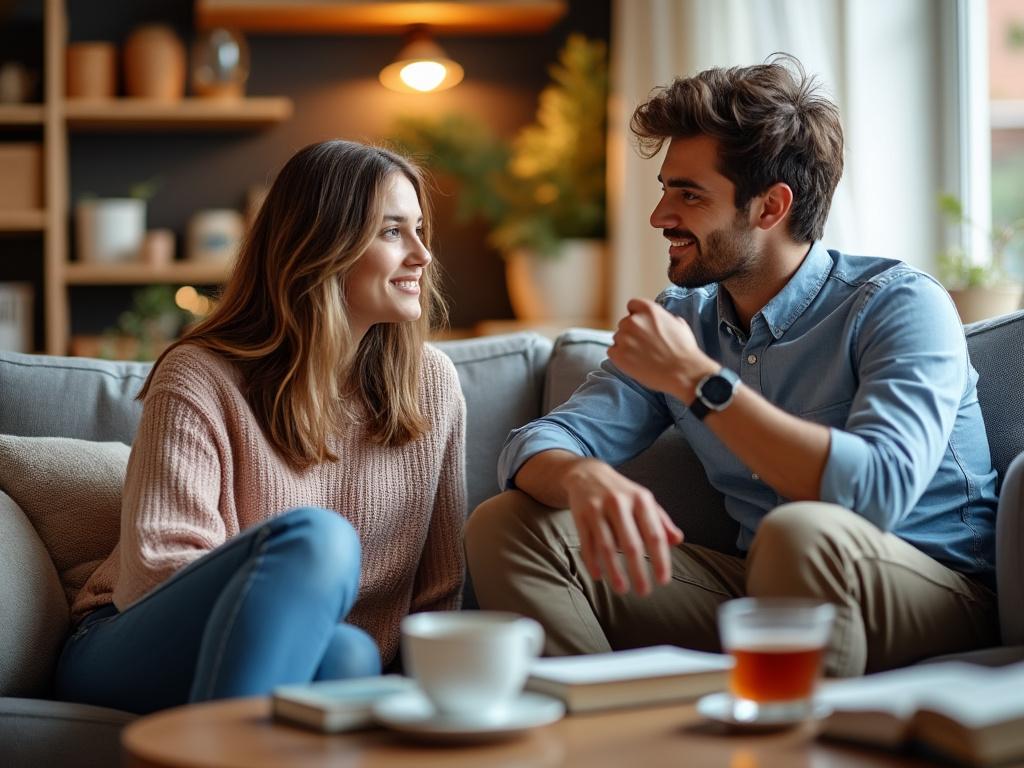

{"left": 667, "top": 213, "right": 758, "bottom": 289}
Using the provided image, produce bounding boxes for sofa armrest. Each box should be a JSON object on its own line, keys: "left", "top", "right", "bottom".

{"left": 0, "top": 491, "right": 68, "bottom": 697}
{"left": 998, "top": 452, "right": 1024, "bottom": 645}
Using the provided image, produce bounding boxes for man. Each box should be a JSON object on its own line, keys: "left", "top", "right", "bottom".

{"left": 465, "top": 56, "right": 999, "bottom": 676}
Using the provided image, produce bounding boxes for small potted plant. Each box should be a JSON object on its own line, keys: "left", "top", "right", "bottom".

{"left": 391, "top": 33, "right": 608, "bottom": 323}
{"left": 937, "top": 193, "right": 1024, "bottom": 323}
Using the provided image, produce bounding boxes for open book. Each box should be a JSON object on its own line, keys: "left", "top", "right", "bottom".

{"left": 818, "top": 661, "right": 1024, "bottom": 767}
{"left": 526, "top": 645, "right": 732, "bottom": 713}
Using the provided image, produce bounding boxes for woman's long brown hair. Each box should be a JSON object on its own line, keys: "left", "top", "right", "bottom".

{"left": 138, "top": 140, "right": 447, "bottom": 468}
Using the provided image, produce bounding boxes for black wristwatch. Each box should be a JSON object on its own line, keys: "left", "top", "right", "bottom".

{"left": 689, "top": 367, "right": 740, "bottom": 421}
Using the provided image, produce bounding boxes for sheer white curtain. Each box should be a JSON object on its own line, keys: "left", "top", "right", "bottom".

{"left": 607, "top": 0, "right": 952, "bottom": 315}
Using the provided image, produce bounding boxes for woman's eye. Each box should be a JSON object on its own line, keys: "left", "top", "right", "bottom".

{"left": 383, "top": 226, "right": 400, "bottom": 238}
{"left": 416, "top": 227, "right": 425, "bottom": 239}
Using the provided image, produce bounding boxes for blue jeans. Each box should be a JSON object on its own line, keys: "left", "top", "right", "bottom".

{"left": 55, "top": 506, "right": 381, "bottom": 714}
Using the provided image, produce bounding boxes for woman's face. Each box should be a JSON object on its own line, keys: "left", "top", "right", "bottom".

{"left": 346, "top": 173, "right": 432, "bottom": 341}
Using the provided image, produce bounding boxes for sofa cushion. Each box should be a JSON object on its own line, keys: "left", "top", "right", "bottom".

{"left": 0, "top": 352, "right": 149, "bottom": 444}
{"left": 0, "top": 436, "right": 128, "bottom": 607}
{"left": 0, "top": 697, "right": 135, "bottom": 768}
{"left": 434, "top": 334, "right": 553, "bottom": 512}
{"left": 0, "top": 491, "right": 68, "bottom": 697}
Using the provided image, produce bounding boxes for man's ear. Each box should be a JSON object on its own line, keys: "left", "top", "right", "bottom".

{"left": 750, "top": 182, "right": 794, "bottom": 232}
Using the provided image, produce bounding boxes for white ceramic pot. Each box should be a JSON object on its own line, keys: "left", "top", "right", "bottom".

{"left": 75, "top": 198, "right": 146, "bottom": 263}
{"left": 504, "top": 238, "right": 607, "bottom": 323}
{"left": 948, "top": 285, "right": 1024, "bottom": 324}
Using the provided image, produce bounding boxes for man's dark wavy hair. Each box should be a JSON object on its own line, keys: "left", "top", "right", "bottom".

{"left": 630, "top": 54, "right": 844, "bottom": 242}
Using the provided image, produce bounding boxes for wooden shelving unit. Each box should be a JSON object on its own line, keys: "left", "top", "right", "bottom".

{"left": 2, "top": 0, "right": 294, "bottom": 354}
{"left": 66, "top": 97, "right": 293, "bottom": 131}
{"left": 0, "top": 104, "right": 46, "bottom": 126}
{"left": 0, "top": 210, "right": 47, "bottom": 232}
{"left": 195, "top": 0, "right": 567, "bottom": 34}
{"left": 64, "top": 261, "right": 233, "bottom": 285}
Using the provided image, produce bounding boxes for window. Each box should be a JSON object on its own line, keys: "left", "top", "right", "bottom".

{"left": 988, "top": 0, "right": 1024, "bottom": 277}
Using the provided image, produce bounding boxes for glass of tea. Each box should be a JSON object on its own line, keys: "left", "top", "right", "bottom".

{"left": 718, "top": 597, "right": 836, "bottom": 722}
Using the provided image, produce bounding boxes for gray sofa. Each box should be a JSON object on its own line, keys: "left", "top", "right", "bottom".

{"left": 2, "top": 316, "right": 1023, "bottom": 766}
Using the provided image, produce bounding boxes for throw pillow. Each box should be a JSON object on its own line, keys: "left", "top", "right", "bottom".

{"left": 0, "top": 435, "right": 129, "bottom": 606}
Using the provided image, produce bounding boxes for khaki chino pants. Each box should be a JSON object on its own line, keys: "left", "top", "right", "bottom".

{"left": 465, "top": 491, "right": 999, "bottom": 676}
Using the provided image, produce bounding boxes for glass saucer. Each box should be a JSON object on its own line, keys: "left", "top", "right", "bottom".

{"left": 696, "top": 692, "right": 832, "bottom": 732}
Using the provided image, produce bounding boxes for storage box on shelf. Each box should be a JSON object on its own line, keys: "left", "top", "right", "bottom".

{"left": 0, "top": 0, "right": 294, "bottom": 355}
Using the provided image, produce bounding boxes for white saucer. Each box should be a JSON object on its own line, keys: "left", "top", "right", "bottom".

{"left": 696, "top": 692, "right": 831, "bottom": 732}
{"left": 372, "top": 690, "right": 565, "bottom": 744}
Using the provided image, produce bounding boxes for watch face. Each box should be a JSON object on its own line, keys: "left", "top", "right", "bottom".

{"left": 700, "top": 375, "right": 735, "bottom": 406}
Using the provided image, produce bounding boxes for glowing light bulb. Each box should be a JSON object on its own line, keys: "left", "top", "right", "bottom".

{"left": 399, "top": 60, "right": 448, "bottom": 92}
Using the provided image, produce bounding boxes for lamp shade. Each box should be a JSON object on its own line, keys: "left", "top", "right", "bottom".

{"left": 379, "top": 27, "right": 463, "bottom": 93}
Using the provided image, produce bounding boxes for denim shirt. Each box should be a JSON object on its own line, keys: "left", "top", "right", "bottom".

{"left": 499, "top": 243, "right": 997, "bottom": 578}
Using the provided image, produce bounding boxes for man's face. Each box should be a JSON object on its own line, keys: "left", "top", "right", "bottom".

{"left": 650, "top": 135, "right": 759, "bottom": 289}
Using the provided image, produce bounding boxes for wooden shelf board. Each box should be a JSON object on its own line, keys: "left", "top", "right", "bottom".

{"left": 0, "top": 209, "right": 46, "bottom": 231}
{"left": 65, "top": 97, "right": 293, "bottom": 131}
{"left": 0, "top": 105, "right": 45, "bottom": 126}
{"left": 64, "top": 261, "right": 232, "bottom": 285}
{"left": 195, "top": 0, "right": 567, "bottom": 34}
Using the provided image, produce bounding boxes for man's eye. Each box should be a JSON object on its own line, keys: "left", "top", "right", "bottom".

{"left": 682, "top": 192, "right": 699, "bottom": 202}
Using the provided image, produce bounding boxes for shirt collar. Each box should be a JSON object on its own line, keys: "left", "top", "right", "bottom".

{"left": 743, "top": 242, "right": 833, "bottom": 340}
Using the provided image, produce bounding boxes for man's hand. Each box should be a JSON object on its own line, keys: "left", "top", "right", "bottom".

{"left": 608, "top": 298, "right": 717, "bottom": 403}
{"left": 562, "top": 458, "right": 684, "bottom": 596}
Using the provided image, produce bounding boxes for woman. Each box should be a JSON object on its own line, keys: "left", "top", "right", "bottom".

{"left": 55, "top": 141, "right": 466, "bottom": 714}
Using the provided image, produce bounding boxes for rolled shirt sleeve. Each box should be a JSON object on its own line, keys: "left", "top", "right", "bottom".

{"left": 820, "top": 273, "right": 967, "bottom": 531}
{"left": 498, "top": 359, "right": 674, "bottom": 490}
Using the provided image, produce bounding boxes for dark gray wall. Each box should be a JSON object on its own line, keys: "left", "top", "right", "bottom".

{"left": 62, "top": 0, "right": 611, "bottom": 335}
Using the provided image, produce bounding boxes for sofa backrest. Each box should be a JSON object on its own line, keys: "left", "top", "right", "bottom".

{"left": 434, "top": 334, "right": 551, "bottom": 511}
{"left": 964, "top": 309, "right": 1024, "bottom": 484}
{"left": 0, "top": 353, "right": 149, "bottom": 443}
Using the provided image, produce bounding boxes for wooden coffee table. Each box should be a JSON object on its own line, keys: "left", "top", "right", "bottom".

{"left": 123, "top": 696, "right": 938, "bottom": 768}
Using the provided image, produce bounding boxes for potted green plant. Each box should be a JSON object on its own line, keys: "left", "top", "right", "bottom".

{"left": 391, "top": 33, "right": 608, "bottom": 323}
{"left": 937, "top": 193, "right": 1024, "bottom": 323}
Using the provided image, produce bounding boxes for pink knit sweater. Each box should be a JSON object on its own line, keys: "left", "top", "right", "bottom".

{"left": 72, "top": 343, "right": 466, "bottom": 665}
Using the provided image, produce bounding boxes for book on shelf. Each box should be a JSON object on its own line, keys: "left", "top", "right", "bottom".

{"left": 817, "top": 661, "right": 1024, "bottom": 768}
{"left": 272, "top": 674, "right": 416, "bottom": 732}
{"left": 526, "top": 644, "right": 732, "bottom": 713}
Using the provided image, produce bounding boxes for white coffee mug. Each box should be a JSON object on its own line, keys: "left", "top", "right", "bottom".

{"left": 401, "top": 611, "right": 544, "bottom": 720}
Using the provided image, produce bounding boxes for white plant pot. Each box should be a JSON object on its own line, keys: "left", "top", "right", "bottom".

{"left": 0, "top": 282, "right": 33, "bottom": 352}
{"left": 505, "top": 238, "right": 607, "bottom": 323}
{"left": 948, "top": 285, "right": 1024, "bottom": 324}
{"left": 75, "top": 198, "right": 146, "bottom": 263}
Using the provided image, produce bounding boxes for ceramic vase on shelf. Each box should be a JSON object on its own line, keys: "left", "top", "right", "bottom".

{"left": 187, "top": 210, "right": 244, "bottom": 265}
{"left": 191, "top": 28, "right": 250, "bottom": 99}
{"left": 66, "top": 42, "right": 117, "bottom": 99}
{"left": 123, "top": 25, "right": 185, "bottom": 101}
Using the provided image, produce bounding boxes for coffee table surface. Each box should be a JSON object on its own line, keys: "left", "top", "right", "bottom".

{"left": 122, "top": 696, "right": 937, "bottom": 768}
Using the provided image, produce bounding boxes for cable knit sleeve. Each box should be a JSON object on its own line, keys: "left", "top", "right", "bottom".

{"left": 112, "top": 356, "right": 229, "bottom": 611}
{"left": 410, "top": 354, "right": 467, "bottom": 614}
